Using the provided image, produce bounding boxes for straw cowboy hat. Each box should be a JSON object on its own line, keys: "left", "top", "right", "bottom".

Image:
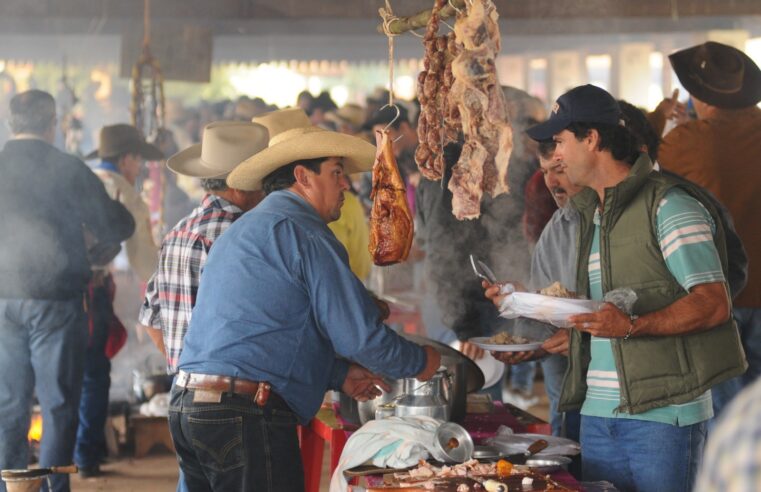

{"left": 252, "top": 107, "right": 311, "bottom": 137}
{"left": 670, "top": 41, "right": 761, "bottom": 109}
{"left": 326, "top": 104, "right": 366, "bottom": 129}
{"left": 86, "top": 124, "right": 163, "bottom": 160}
{"left": 166, "top": 121, "right": 269, "bottom": 178}
{"left": 227, "top": 118, "right": 376, "bottom": 192}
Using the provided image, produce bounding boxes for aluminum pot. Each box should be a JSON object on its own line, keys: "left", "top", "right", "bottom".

{"left": 394, "top": 370, "right": 450, "bottom": 421}
{"left": 342, "top": 335, "right": 484, "bottom": 425}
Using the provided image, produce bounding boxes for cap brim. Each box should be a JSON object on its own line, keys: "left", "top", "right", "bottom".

{"left": 166, "top": 144, "right": 227, "bottom": 179}
{"left": 227, "top": 131, "right": 375, "bottom": 191}
{"left": 526, "top": 117, "right": 571, "bottom": 141}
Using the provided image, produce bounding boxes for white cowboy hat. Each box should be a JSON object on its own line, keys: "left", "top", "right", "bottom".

{"left": 166, "top": 121, "right": 269, "bottom": 178}
{"left": 227, "top": 124, "right": 376, "bottom": 191}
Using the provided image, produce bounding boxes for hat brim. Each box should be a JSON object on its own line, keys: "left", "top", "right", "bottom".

{"left": 166, "top": 144, "right": 227, "bottom": 179}
{"left": 83, "top": 141, "right": 164, "bottom": 161}
{"left": 227, "top": 131, "right": 376, "bottom": 191}
{"left": 670, "top": 47, "right": 761, "bottom": 109}
{"left": 526, "top": 117, "right": 572, "bottom": 141}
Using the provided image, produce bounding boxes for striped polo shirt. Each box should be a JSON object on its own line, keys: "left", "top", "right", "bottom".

{"left": 581, "top": 188, "right": 724, "bottom": 426}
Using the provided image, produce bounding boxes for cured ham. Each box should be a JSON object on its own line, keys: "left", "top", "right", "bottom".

{"left": 369, "top": 129, "right": 414, "bottom": 266}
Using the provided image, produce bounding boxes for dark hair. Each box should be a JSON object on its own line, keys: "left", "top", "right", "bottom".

{"left": 566, "top": 121, "right": 640, "bottom": 165}
{"left": 101, "top": 152, "right": 134, "bottom": 165}
{"left": 262, "top": 157, "right": 325, "bottom": 196}
{"left": 9, "top": 89, "right": 56, "bottom": 135}
{"left": 200, "top": 178, "right": 228, "bottom": 192}
{"left": 617, "top": 100, "right": 660, "bottom": 161}
{"left": 537, "top": 139, "right": 556, "bottom": 160}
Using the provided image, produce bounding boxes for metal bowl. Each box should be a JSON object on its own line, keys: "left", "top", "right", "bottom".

{"left": 524, "top": 455, "right": 572, "bottom": 473}
{"left": 472, "top": 445, "right": 501, "bottom": 460}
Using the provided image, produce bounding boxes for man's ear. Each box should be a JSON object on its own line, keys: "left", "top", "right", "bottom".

{"left": 293, "top": 165, "right": 311, "bottom": 187}
{"left": 586, "top": 129, "right": 600, "bottom": 151}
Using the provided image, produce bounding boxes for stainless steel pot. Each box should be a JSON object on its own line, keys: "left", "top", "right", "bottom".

{"left": 394, "top": 370, "right": 450, "bottom": 421}
{"left": 341, "top": 334, "right": 485, "bottom": 425}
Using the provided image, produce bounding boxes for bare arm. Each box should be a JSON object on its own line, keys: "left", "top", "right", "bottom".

{"left": 570, "top": 282, "right": 730, "bottom": 338}
{"left": 138, "top": 323, "right": 166, "bottom": 356}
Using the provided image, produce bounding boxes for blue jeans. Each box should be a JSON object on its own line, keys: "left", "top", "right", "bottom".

{"left": 168, "top": 385, "right": 304, "bottom": 492}
{"left": 0, "top": 298, "right": 87, "bottom": 492}
{"left": 509, "top": 361, "right": 536, "bottom": 394}
{"left": 581, "top": 415, "right": 706, "bottom": 492}
{"left": 74, "top": 284, "right": 112, "bottom": 469}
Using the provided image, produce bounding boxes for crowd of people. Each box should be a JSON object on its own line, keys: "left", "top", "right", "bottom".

{"left": 0, "top": 39, "right": 758, "bottom": 492}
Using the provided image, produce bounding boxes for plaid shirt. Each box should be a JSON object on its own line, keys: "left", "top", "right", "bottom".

{"left": 138, "top": 194, "right": 242, "bottom": 373}
{"left": 694, "top": 376, "right": 761, "bottom": 492}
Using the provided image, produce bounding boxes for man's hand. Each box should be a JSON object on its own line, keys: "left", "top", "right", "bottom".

{"left": 458, "top": 341, "right": 485, "bottom": 360}
{"left": 654, "top": 89, "right": 688, "bottom": 124}
{"left": 570, "top": 303, "right": 630, "bottom": 338}
{"left": 137, "top": 323, "right": 166, "bottom": 356}
{"left": 491, "top": 349, "right": 546, "bottom": 365}
{"left": 482, "top": 280, "right": 526, "bottom": 309}
{"left": 416, "top": 345, "right": 442, "bottom": 381}
{"left": 342, "top": 364, "right": 391, "bottom": 402}
{"left": 542, "top": 329, "right": 570, "bottom": 356}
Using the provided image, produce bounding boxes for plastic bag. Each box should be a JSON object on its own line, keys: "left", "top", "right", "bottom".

{"left": 603, "top": 287, "right": 638, "bottom": 315}
{"left": 498, "top": 292, "right": 604, "bottom": 328}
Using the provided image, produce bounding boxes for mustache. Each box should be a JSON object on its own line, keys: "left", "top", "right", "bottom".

{"left": 551, "top": 187, "right": 567, "bottom": 196}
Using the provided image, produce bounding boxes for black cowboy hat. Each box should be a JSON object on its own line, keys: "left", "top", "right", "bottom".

{"left": 669, "top": 41, "right": 761, "bottom": 109}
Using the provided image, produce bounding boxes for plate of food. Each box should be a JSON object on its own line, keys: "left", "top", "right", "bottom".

{"left": 468, "top": 333, "right": 543, "bottom": 352}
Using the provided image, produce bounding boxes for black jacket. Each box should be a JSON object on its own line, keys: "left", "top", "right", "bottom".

{"left": 0, "top": 139, "right": 135, "bottom": 300}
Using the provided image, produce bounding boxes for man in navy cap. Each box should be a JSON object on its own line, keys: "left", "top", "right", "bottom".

{"left": 486, "top": 84, "right": 746, "bottom": 491}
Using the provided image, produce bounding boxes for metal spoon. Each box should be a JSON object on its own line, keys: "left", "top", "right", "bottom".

{"left": 469, "top": 254, "right": 497, "bottom": 284}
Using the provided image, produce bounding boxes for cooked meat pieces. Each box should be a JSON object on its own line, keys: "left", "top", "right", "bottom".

{"left": 488, "top": 332, "right": 532, "bottom": 345}
{"left": 539, "top": 281, "right": 577, "bottom": 299}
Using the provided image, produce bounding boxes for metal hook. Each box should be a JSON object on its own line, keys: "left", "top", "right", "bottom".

{"left": 441, "top": 20, "right": 455, "bottom": 32}
{"left": 393, "top": 134, "right": 404, "bottom": 143}
{"left": 448, "top": 0, "right": 463, "bottom": 15}
{"left": 380, "top": 103, "right": 401, "bottom": 132}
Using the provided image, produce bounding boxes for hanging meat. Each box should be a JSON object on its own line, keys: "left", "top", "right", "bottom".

{"left": 414, "top": 0, "right": 448, "bottom": 181}
{"left": 369, "top": 129, "right": 414, "bottom": 266}
{"left": 448, "top": 0, "right": 513, "bottom": 220}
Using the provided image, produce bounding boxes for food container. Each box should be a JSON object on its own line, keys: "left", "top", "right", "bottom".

{"left": 524, "top": 455, "right": 572, "bottom": 473}
{"left": 394, "top": 370, "right": 450, "bottom": 421}
{"left": 433, "top": 422, "right": 474, "bottom": 463}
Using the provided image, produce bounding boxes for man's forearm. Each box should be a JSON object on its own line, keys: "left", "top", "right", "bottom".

{"left": 633, "top": 282, "right": 730, "bottom": 337}
{"left": 139, "top": 323, "right": 166, "bottom": 356}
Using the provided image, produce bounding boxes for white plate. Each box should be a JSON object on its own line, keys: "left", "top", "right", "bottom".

{"left": 450, "top": 341, "right": 505, "bottom": 388}
{"left": 468, "top": 337, "right": 543, "bottom": 352}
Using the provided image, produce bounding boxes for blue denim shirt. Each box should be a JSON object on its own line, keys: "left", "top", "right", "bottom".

{"left": 178, "top": 190, "right": 427, "bottom": 423}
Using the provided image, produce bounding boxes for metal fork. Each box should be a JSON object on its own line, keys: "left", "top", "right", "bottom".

{"left": 469, "top": 254, "right": 498, "bottom": 284}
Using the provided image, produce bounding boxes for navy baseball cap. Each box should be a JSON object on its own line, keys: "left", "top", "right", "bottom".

{"left": 526, "top": 84, "right": 623, "bottom": 141}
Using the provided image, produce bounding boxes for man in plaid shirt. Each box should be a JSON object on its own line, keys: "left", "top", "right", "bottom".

{"left": 138, "top": 120, "right": 276, "bottom": 373}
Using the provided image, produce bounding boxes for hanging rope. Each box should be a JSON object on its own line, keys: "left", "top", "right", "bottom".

{"left": 379, "top": 0, "right": 400, "bottom": 108}
{"left": 131, "top": 0, "right": 165, "bottom": 139}
{"left": 377, "top": 0, "right": 465, "bottom": 35}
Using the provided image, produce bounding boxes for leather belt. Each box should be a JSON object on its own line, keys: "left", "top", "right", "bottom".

{"left": 176, "top": 370, "right": 271, "bottom": 406}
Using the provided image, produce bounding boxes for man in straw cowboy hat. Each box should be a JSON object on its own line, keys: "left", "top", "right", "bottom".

{"left": 75, "top": 123, "right": 164, "bottom": 477}
{"left": 0, "top": 90, "right": 134, "bottom": 492}
{"left": 170, "top": 113, "right": 441, "bottom": 491}
{"left": 658, "top": 41, "right": 761, "bottom": 417}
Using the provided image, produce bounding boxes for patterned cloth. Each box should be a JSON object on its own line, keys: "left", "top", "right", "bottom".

{"left": 695, "top": 376, "right": 761, "bottom": 492}
{"left": 138, "top": 194, "right": 242, "bottom": 373}
{"left": 581, "top": 188, "right": 724, "bottom": 425}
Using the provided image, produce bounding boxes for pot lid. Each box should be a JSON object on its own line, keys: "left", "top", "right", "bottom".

{"left": 400, "top": 333, "right": 485, "bottom": 393}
